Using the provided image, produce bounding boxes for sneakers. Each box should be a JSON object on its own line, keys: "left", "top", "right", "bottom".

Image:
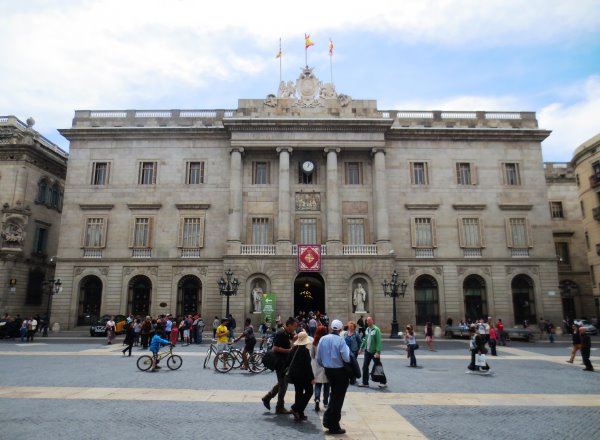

{"left": 326, "top": 428, "right": 346, "bottom": 435}
{"left": 315, "top": 402, "right": 320, "bottom": 412}
{"left": 465, "top": 370, "right": 473, "bottom": 374}
{"left": 378, "top": 383, "right": 388, "bottom": 389}
{"left": 566, "top": 360, "right": 573, "bottom": 364}
{"left": 261, "top": 396, "right": 271, "bottom": 410}
{"left": 357, "top": 383, "right": 369, "bottom": 387}
{"left": 276, "top": 407, "right": 291, "bottom": 415}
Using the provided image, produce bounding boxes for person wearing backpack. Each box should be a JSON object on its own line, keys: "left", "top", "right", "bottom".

{"left": 194, "top": 315, "right": 205, "bottom": 344}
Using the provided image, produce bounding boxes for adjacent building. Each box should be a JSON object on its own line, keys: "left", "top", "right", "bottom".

{"left": 0, "top": 116, "right": 68, "bottom": 318}
{"left": 52, "top": 67, "right": 565, "bottom": 331}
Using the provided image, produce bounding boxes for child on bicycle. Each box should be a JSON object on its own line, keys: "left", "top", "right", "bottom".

{"left": 149, "top": 325, "right": 172, "bottom": 372}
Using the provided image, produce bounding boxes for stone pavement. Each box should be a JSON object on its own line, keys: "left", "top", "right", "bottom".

{"left": 0, "top": 336, "right": 598, "bottom": 439}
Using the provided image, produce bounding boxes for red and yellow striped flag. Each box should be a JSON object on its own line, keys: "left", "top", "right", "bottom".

{"left": 329, "top": 38, "right": 334, "bottom": 56}
{"left": 305, "top": 33, "right": 314, "bottom": 49}
{"left": 276, "top": 48, "right": 282, "bottom": 58}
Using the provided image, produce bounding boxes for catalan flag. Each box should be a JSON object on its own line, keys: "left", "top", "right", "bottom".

{"left": 329, "top": 38, "right": 334, "bottom": 56}
{"left": 276, "top": 48, "right": 282, "bottom": 58}
{"left": 305, "top": 33, "right": 314, "bottom": 49}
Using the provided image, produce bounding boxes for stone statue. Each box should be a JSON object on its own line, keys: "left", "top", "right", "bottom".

{"left": 353, "top": 283, "right": 367, "bottom": 313}
{"left": 264, "top": 94, "right": 277, "bottom": 107}
{"left": 338, "top": 94, "right": 352, "bottom": 107}
{"left": 319, "top": 83, "right": 337, "bottom": 99}
{"left": 278, "top": 80, "right": 296, "bottom": 98}
{"left": 1, "top": 223, "right": 24, "bottom": 247}
{"left": 252, "top": 282, "right": 264, "bottom": 313}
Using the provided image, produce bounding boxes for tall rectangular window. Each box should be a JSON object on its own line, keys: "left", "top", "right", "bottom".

{"left": 253, "top": 162, "right": 270, "bottom": 184}
{"left": 91, "top": 162, "right": 109, "bottom": 185}
{"left": 456, "top": 163, "right": 473, "bottom": 185}
{"left": 251, "top": 218, "right": 270, "bottom": 244}
{"left": 460, "top": 218, "right": 482, "bottom": 247}
{"left": 581, "top": 200, "right": 585, "bottom": 217}
{"left": 300, "top": 218, "right": 318, "bottom": 244}
{"left": 508, "top": 218, "right": 529, "bottom": 248}
{"left": 410, "top": 162, "right": 429, "bottom": 185}
{"left": 591, "top": 265, "right": 596, "bottom": 285}
{"left": 555, "top": 242, "right": 570, "bottom": 265}
{"left": 133, "top": 218, "right": 151, "bottom": 247}
{"left": 585, "top": 231, "right": 590, "bottom": 251}
{"left": 549, "top": 201, "right": 564, "bottom": 219}
{"left": 345, "top": 162, "right": 362, "bottom": 185}
{"left": 503, "top": 163, "right": 521, "bottom": 186}
{"left": 180, "top": 217, "right": 203, "bottom": 248}
{"left": 33, "top": 227, "right": 48, "bottom": 254}
{"left": 347, "top": 218, "right": 365, "bottom": 245}
{"left": 186, "top": 162, "right": 205, "bottom": 184}
{"left": 138, "top": 162, "right": 157, "bottom": 185}
{"left": 412, "top": 218, "right": 434, "bottom": 247}
{"left": 84, "top": 218, "right": 105, "bottom": 248}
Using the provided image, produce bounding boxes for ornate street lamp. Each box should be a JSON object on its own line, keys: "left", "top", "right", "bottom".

{"left": 382, "top": 270, "right": 407, "bottom": 338}
{"left": 217, "top": 268, "right": 239, "bottom": 317}
{"left": 43, "top": 278, "right": 62, "bottom": 324}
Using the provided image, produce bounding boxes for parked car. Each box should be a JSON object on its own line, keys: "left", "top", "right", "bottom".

{"left": 573, "top": 319, "right": 598, "bottom": 335}
{"left": 0, "top": 319, "right": 21, "bottom": 339}
{"left": 90, "top": 315, "right": 127, "bottom": 337}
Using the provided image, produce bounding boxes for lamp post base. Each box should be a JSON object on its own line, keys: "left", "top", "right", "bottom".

{"left": 390, "top": 322, "right": 400, "bottom": 338}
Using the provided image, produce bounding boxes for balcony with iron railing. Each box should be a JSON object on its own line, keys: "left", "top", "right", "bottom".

{"left": 511, "top": 248, "right": 530, "bottom": 258}
{"left": 180, "top": 248, "right": 201, "bottom": 258}
{"left": 131, "top": 248, "right": 152, "bottom": 258}
{"left": 415, "top": 248, "right": 435, "bottom": 258}
{"left": 83, "top": 248, "right": 103, "bottom": 259}
{"left": 241, "top": 244, "right": 277, "bottom": 255}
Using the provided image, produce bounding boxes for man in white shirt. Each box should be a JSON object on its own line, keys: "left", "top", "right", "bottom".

{"left": 27, "top": 317, "right": 38, "bottom": 342}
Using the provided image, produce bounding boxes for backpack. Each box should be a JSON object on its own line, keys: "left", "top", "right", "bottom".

{"left": 261, "top": 351, "right": 280, "bottom": 371}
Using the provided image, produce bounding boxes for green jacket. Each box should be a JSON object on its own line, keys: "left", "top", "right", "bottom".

{"left": 361, "top": 324, "right": 382, "bottom": 354}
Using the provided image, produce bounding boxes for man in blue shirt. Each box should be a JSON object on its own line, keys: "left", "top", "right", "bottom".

{"left": 316, "top": 319, "right": 351, "bottom": 435}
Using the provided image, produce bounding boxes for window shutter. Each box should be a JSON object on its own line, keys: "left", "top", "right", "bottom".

{"left": 100, "top": 218, "right": 107, "bottom": 248}
{"left": 457, "top": 218, "right": 465, "bottom": 248}
{"left": 178, "top": 217, "right": 185, "bottom": 247}
{"left": 266, "top": 162, "right": 271, "bottom": 184}
{"left": 471, "top": 162, "right": 478, "bottom": 185}
{"left": 424, "top": 162, "right": 430, "bottom": 185}
{"left": 198, "top": 216, "right": 205, "bottom": 248}
{"left": 409, "top": 162, "right": 414, "bottom": 184}
{"left": 515, "top": 163, "right": 521, "bottom": 185}
{"left": 455, "top": 163, "right": 461, "bottom": 184}
{"left": 505, "top": 218, "right": 513, "bottom": 248}
{"left": 410, "top": 217, "right": 417, "bottom": 248}
{"left": 152, "top": 162, "right": 157, "bottom": 184}
{"left": 344, "top": 163, "right": 349, "bottom": 185}
{"left": 128, "top": 217, "right": 136, "bottom": 248}
{"left": 106, "top": 162, "right": 111, "bottom": 185}
{"left": 479, "top": 218, "right": 485, "bottom": 248}
{"left": 90, "top": 163, "right": 96, "bottom": 185}
{"left": 431, "top": 217, "right": 437, "bottom": 247}
{"left": 267, "top": 217, "right": 274, "bottom": 244}
{"left": 501, "top": 163, "right": 507, "bottom": 185}
{"left": 526, "top": 218, "right": 533, "bottom": 248}
{"left": 148, "top": 217, "right": 154, "bottom": 247}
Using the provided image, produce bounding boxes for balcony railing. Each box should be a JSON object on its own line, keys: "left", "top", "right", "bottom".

{"left": 511, "top": 248, "right": 530, "bottom": 258}
{"left": 181, "top": 248, "right": 201, "bottom": 258}
{"left": 83, "top": 248, "right": 103, "bottom": 258}
{"left": 292, "top": 245, "right": 327, "bottom": 255}
{"left": 132, "top": 248, "right": 152, "bottom": 258}
{"left": 240, "top": 244, "right": 277, "bottom": 255}
{"left": 463, "top": 248, "right": 482, "bottom": 258}
{"left": 415, "top": 248, "right": 435, "bottom": 258}
{"left": 342, "top": 244, "right": 378, "bottom": 255}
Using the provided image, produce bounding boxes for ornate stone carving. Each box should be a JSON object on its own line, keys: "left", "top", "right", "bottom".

{"left": 74, "top": 267, "right": 84, "bottom": 276}
{"left": 506, "top": 267, "right": 514, "bottom": 275}
{"left": 295, "top": 193, "right": 320, "bottom": 211}
{"left": 319, "top": 83, "right": 337, "bottom": 99}
{"left": 277, "top": 81, "right": 296, "bottom": 98}
{"left": 1, "top": 222, "right": 24, "bottom": 247}
{"left": 264, "top": 94, "right": 277, "bottom": 107}
{"left": 296, "top": 67, "right": 321, "bottom": 108}
{"left": 483, "top": 267, "right": 491, "bottom": 276}
{"left": 100, "top": 267, "right": 109, "bottom": 276}
{"left": 457, "top": 267, "right": 467, "bottom": 276}
{"left": 433, "top": 267, "right": 443, "bottom": 275}
{"left": 173, "top": 266, "right": 207, "bottom": 277}
{"left": 409, "top": 267, "right": 417, "bottom": 275}
{"left": 338, "top": 94, "right": 352, "bottom": 107}
{"left": 123, "top": 267, "right": 134, "bottom": 276}
{"left": 149, "top": 267, "right": 158, "bottom": 276}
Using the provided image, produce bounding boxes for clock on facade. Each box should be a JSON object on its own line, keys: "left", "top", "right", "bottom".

{"left": 302, "top": 160, "right": 315, "bottom": 173}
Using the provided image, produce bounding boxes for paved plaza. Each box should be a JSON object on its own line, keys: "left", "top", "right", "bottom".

{"left": 1, "top": 332, "right": 599, "bottom": 439}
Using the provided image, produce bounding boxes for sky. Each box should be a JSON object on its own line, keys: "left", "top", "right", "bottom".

{"left": 1, "top": 0, "right": 599, "bottom": 161}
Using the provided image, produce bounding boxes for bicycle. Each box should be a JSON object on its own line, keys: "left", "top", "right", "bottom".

{"left": 137, "top": 345, "right": 182, "bottom": 371}
{"left": 213, "top": 344, "right": 267, "bottom": 373}
{"left": 203, "top": 340, "right": 220, "bottom": 368}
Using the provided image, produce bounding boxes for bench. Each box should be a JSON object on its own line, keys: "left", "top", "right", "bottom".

{"left": 445, "top": 325, "right": 536, "bottom": 342}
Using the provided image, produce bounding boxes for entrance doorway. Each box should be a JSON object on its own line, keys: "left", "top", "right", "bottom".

{"left": 77, "top": 275, "right": 102, "bottom": 325}
{"left": 177, "top": 275, "right": 202, "bottom": 317}
{"left": 128, "top": 275, "right": 152, "bottom": 316}
{"left": 294, "top": 273, "right": 325, "bottom": 317}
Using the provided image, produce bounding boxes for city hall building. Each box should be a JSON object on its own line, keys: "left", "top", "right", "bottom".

{"left": 52, "top": 67, "right": 565, "bottom": 331}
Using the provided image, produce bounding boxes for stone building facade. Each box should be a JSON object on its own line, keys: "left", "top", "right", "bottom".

{"left": 544, "top": 162, "right": 594, "bottom": 320}
{"left": 52, "top": 68, "right": 564, "bottom": 331}
{"left": 0, "top": 116, "right": 68, "bottom": 318}
{"left": 571, "top": 133, "right": 600, "bottom": 320}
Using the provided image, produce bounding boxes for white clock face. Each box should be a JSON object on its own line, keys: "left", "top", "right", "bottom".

{"left": 302, "top": 161, "right": 314, "bottom": 173}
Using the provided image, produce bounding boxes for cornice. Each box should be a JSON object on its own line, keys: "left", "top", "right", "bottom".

{"left": 452, "top": 204, "right": 487, "bottom": 211}
{"left": 80, "top": 204, "right": 114, "bottom": 211}
{"left": 498, "top": 203, "right": 533, "bottom": 211}
{"left": 58, "top": 127, "right": 229, "bottom": 141}
{"left": 405, "top": 203, "right": 440, "bottom": 210}
{"left": 223, "top": 117, "right": 394, "bottom": 133}
{"left": 386, "top": 127, "right": 551, "bottom": 142}
{"left": 127, "top": 203, "right": 162, "bottom": 210}
{"left": 175, "top": 204, "right": 210, "bottom": 210}
{"left": 0, "top": 145, "right": 67, "bottom": 179}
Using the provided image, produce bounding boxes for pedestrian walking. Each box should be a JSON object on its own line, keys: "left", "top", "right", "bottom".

{"left": 133, "top": 318, "right": 141, "bottom": 346}
{"left": 316, "top": 319, "right": 351, "bottom": 435}
{"left": 164, "top": 315, "right": 172, "bottom": 341}
{"left": 105, "top": 316, "right": 115, "bottom": 345}
{"left": 26, "top": 317, "right": 38, "bottom": 342}
{"left": 308, "top": 315, "right": 317, "bottom": 337}
{"left": 425, "top": 321, "right": 434, "bottom": 351}
{"left": 567, "top": 324, "right": 581, "bottom": 364}
{"left": 169, "top": 319, "right": 179, "bottom": 346}
{"left": 122, "top": 323, "right": 135, "bottom": 356}
{"left": 212, "top": 315, "right": 219, "bottom": 339}
{"left": 310, "top": 325, "right": 330, "bottom": 412}
{"left": 140, "top": 317, "right": 151, "bottom": 349}
{"left": 357, "top": 315, "right": 365, "bottom": 338}
{"left": 227, "top": 314, "right": 237, "bottom": 342}
{"left": 545, "top": 320, "right": 555, "bottom": 343}
{"left": 262, "top": 317, "right": 297, "bottom": 414}
{"left": 342, "top": 321, "right": 361, "bottom": 385}
{"left": 467, "top": 326, "right": 490, "bottom": 373}
{"left": 496, "top": 318, "right": 506, "bottom": 346}
{"left": 580, "top": 327, "right": 594, "bottom": 372}
{"left": 404, "top": 324, "right": 418, "bottom": 367}
{"left": 489, "top": 325, "right": 498, "bottom": 356}
{"left": 358, "top": 317, "right": 386, "bottom": 387}
{"left": 287, "top": 331, "right": 315, "bottom": 422}
{"left": 194, "top": 315, "right": 205, "bottom": 344}
{"left": 20, "top": 319, "right": 27, "bottom": 342}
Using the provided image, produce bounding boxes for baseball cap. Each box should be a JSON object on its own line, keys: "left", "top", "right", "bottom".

{"left": 331, "top": 319, "right": 343, "bottom": 331}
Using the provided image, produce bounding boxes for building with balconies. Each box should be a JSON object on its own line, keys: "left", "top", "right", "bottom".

{"left": 51, "top": 67, "right": 564, "bottom": 331}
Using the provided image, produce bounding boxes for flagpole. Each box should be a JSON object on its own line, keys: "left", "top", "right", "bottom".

{"left": 279, "top": 38, "right": 282, "bottom": 84}
{"left": 330, "top": 52, "right": 333, "bottom": 83}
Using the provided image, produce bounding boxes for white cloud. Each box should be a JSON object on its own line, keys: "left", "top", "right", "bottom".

{"left": 539, "top": 76, "right": 600, "bottom": 161}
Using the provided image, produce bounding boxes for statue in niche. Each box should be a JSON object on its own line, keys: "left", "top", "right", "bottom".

{"left": 252, "top": 282, "right": 264, "bottom": 313}
{"left": 1, "top": 223, "right": 24, "bottom": 248}
{"left": 353, "top": 282, "right": 367, "bottom": 313}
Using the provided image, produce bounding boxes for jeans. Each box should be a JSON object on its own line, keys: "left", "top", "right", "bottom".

{"left": 314, "top": 383, "right": 330, "bottom": 404}
{"left": 407, "top": 344, "right": 417, "bottom": 367}
{"left": 582, "top": 347, "right": 594, "bottom": 371}
{"left": 196, "top": 327, "right": 203, "bottom": 344}
{"left": 264, "top": 368, "right": 289, "bottom": 410}
{"left": 362, "top": 350, "right": 380, "bottom": 384}
{"left": 122, "top": 342, "right": 133, "bottom": 356}
{"left": 489, "top": 339, "right": 497, "bottom": 356}
{"left": 324, "top": 367, "right": 349, "bottom": 431}
{"left": 291, "top": 381, "right": 313, "bottom": 414}
{"left": 499, "top": 331, "right": 507, "bottom": 346}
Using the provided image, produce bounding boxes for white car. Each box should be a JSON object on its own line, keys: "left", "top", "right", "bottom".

{"left": 573, "top": 319, "right": 598, "bottom": 335}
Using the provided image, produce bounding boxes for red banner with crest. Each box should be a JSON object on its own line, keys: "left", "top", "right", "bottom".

{"left": 297, "top": 245, "right": 321, "bottom": 272}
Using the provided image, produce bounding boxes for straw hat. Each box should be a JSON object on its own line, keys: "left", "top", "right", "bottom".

{"left": 294, "top": 331, "right": 313, "bottom": 346}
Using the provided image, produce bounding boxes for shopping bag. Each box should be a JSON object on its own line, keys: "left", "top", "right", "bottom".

{"left": 370, "top": 359, "right": 386, "bottom": 383}
{"left": 475, "top": 354, "right": 487, "bottom": 367}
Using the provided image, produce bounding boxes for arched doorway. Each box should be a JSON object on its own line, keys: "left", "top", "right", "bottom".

{"left": 128, "top": 275, "right": 152, "bottom": 316}
{"left": 463, "top": 275, "right": 487, "bottom": 322}
{"left": 559, "top": 280, "right": 578, "bottom": 320}
{"left": 177, "top": 275, "right": 202, "bottom": 317}
{"left": 414, "top": 275, "right": 440, "bottom": 325}
{"left": 512, "top": 275, "right": 536, "bottom": 326}
{"left": 77, "top": 276, "right": 102, "bottom": 325}
{"left": 294, "top": 273, "right": 325, "bottom": 317}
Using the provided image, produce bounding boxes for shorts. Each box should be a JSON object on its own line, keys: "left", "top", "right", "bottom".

{"left": 244, "top": 339, "right": 256, "bottom": 352}
{"left": 216, "top": 343, "right": 228, "bottom": 353}
{"left": 425, "top": 336, "right": 432, "bottom": 343}
{"left": 183, "top": 329, "right": 190, "bottom": 338}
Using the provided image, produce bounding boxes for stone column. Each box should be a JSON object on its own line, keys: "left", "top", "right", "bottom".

{"left": 276, "top": 147, "right": 292, "bottom": 254}
{"left": 227, "top": 147, "right": 244, "bottom": 254}
{"left": 372, "top": 148, "right": 391, "bottom": 252}
{"left": 325, "top": 148, "right": 342, "bottom": 254}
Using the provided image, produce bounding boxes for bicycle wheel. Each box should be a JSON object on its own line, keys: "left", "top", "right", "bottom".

{"left": 203, "top": 347, "right": 213, "bottom": 369}
{"left": 167, "top": 354, "right": 183, "bottom": 370}
{"left": 213, "top": 352, "right": 233, "bottom": 373}
{"left": 230, "top": 349, "right": 244, "bottom": 369}
{"left": 248, "top": 352, "right": 266, "bottom": 373}
{"left": 137, "top": 355, "right": 153, "bottom": 371}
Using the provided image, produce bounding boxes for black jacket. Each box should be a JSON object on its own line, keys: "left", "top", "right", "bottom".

{"left": 286, "top": 345, "right": 314, "bottom": 384}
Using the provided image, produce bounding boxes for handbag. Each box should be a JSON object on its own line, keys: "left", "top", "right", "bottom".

{"left": 343, "top": 352, "right": 361, "bottom": 379}
{"left": 261, "top": 351, "right": 279, "bottom": 371}
{"left": 475, "top": 353, "right": 487, "bottom": 367}
{"left": 414, "top": 344, "right": 420, "bottom": 350}
{"left": 370, "top": 358, "right": 386, "bottom": 383}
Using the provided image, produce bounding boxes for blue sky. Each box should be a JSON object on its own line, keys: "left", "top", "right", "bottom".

{"left": 1, "top": 0, "right": 599, "bottom": 161}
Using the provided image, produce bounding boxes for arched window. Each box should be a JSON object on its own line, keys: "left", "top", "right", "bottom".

{"left": 512, "top": 275, "right": 536, "bottom": 326}
{"left": 463, "top": 275, "right": 488, "bottom": 322}
{"left": 414, "top": 275, "right": 440, "bottom": 325}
